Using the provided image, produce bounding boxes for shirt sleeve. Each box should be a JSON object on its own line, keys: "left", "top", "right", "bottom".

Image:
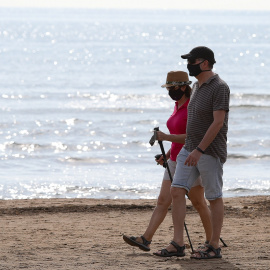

{"left": 213, "top": 83, "right": 230, "bottom": 112}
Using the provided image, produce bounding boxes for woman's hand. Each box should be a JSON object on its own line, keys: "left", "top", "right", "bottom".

{"left": 156, "top": 131, "right": 186, "bottom": 144}
{"left": 156, "top": 131, "right": 168, "bottom": 141}
{"left": 155, "top": 155, "right": 164, "bottom": 166}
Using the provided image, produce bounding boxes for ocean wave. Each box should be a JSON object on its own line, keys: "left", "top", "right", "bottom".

{"left": 227, "top": 188, "right": 253, "bottom": 192}
{"left": 2, "top": 92, "right": 270, "bottom": 111}
{"left": 70, "top": 92, "right": 270, "bottom": 103}
{"left": 230, "top": 104, "right": 270, "bottom": 109}
{"left": 228, "top": 154, "right": 270, "bottom": 159}
{"left": 3, "top": 183, "right": 270, "bottom": 200}
{"left": 231, "top": 93, "right": 270, "bottom": 99}
{"left": 224, "top": 187, "right": 270, "bottom": 195}
{"left": 1, "top": 92, "right": 269, "bottom": 100}
{"left": 2, "top": 141, "right": 270, "bottom": 160}
{"left": 70, "top": 93, "right": 270, "bottom": 110}
{"left": 0, "top": 141, "right": 104, "bottom": 152}
{"left": 58, "top": 157, "right": 109, "bottom": 164}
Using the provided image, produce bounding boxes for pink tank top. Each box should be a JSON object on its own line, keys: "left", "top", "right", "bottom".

{"left": 166, "top": 99, "right": 189, "bottom": 161}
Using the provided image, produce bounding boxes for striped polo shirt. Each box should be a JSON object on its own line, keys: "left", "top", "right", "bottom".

{"left": 184, "top": 74, "right": 230, "bottom": 164}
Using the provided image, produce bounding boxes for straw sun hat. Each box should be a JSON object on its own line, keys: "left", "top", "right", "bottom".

{"left": 161, "top": 71, "right": 192, "bottom": 88}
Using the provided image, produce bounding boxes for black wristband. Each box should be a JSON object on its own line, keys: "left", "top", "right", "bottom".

{"left": 196, "top": 146, "right": 205, "bottom": 154}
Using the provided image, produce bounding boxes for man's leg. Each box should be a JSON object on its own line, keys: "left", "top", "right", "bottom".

{"left": 197, "top": 154, "right": 224, "bottom": 248}
{"left": 153, "top": 187, "right": 186, "bottom": 254}
{"left": 171, "top": 187, "right": 187, "bottom": 247}
{"left": 191, "top": 154, "right": 224, "bottom": 259}
{"left": 188, "top": 185, "right": 212, "bottom": 242}
{"left": 209, "top": 197, "right": 224, "bottom": 248}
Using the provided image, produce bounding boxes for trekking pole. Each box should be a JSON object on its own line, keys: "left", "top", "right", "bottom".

{"left": 220, "top": 237, "right": 228, "bottom": 247}
{"left": 150, "top": 127, "right": 194, "bottom": 253}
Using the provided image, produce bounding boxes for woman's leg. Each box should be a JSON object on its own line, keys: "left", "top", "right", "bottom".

{"left": 143, "top": 180, "right": 172, "bottom": 241}
{"left": 124, "top": 159, "right": 176, "bottom": 250}
{"left": 188, "top": 185, "right": 212, "bottom": 242}
{"left": 133, "top": 179, "right": 172, "bottom": 246}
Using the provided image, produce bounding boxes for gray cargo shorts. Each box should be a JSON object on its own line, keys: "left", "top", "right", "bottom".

{"left": 163, "top": 158, "right": 202, "bottom": 187}
{"left": 172, "top": 147, "right": 223, "bottom": 200}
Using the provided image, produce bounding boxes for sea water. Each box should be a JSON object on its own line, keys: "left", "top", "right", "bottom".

{"left": 0, "top": 8, "right": 270, "bottom": 199}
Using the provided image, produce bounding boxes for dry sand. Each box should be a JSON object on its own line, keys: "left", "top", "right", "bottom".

{"left": 0, "top": 196, "right": 270, "bottom": 269}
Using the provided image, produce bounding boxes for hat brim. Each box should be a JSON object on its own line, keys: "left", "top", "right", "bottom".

{"left": 161, "top": 81, "right": 192, "bottom": 88}
{"left": 161, "top": 84, "right": 172, "bottom": 88}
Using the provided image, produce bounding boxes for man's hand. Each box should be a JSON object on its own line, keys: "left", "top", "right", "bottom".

{"left": 184, "top": 149, "right": 202, "bottom": 166}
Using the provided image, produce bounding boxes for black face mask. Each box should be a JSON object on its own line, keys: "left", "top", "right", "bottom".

{"left": 187, "top": 60, "right": 205, "bottom": 77}
{"left": 168, "top": 88, "right": 185, "bottom": 101}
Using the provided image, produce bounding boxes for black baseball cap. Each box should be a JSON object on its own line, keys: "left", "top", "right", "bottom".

{"left": 181, "top": 46, "right": 216, "bottom": 64}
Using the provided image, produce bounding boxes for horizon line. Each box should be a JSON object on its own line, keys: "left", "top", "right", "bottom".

{"left": 0, "top": 6, "right": 269, "bottom": 11}
{"left": 0, "top": 0, "right": 270, "bottom": 11}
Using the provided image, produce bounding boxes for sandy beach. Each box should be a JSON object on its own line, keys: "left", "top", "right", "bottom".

{"left": 0, "top": 196, "right": 270, "bottom": 270}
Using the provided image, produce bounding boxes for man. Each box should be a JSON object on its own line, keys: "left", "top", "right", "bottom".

{"left": 154, "top": 46, "right": 230, "bottom": 259}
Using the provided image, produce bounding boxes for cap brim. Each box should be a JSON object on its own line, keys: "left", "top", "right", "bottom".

{"left": 181, "top": 53, "right": 192, "bottom": 59}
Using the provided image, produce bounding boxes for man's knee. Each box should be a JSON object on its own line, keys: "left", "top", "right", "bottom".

{"left": 170, "top": 187, "right": 187, "bottom": 199}
{"left": 208, "top": 197, "right": 223, "bottom": 206}
{"left": 191, "top": 198, "right": 207, "bottom": 211}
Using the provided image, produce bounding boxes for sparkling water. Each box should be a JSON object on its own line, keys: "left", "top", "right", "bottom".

{"left": 0, "top": 8, "right": 270, "bottom": 199}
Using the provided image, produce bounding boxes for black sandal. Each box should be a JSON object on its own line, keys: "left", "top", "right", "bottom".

{"left": 123, "top": 235, "right": 152, "bottom": 251}
{"left": 192, "top": 240, "right": 210, "bottom": 253}
{"left": 153, "top": 241, "right": 185, "bottom": 257}
{"left": 191, "top": 244, "right": 222, "bottom": 259}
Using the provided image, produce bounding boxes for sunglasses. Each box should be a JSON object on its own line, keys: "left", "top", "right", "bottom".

{"left": 166, "top": 86, "right": 177, "bottom": 91}
{"left": 188, "top": 58, "right": 205, "bottom": 65}
{"left": 188, "top": 58, "right": 197, "bottom": 64}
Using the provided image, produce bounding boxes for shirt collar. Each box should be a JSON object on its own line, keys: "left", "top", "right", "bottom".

{"left": 174, "top": 98, "right": 189, "bottom": 110}
{"left": 205, "top": 74, "right": 218, "bottom": 84}
{"left": 195, "top": 74, "right": 219, "bottom": 87}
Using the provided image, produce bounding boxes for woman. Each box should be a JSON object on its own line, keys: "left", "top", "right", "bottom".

{"left": 123, "top": 71, "right": 212, "bottom": 257}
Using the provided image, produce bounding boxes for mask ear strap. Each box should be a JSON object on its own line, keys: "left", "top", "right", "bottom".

{"left": 201, "top": 69, "right": 211, "bottom": 72}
